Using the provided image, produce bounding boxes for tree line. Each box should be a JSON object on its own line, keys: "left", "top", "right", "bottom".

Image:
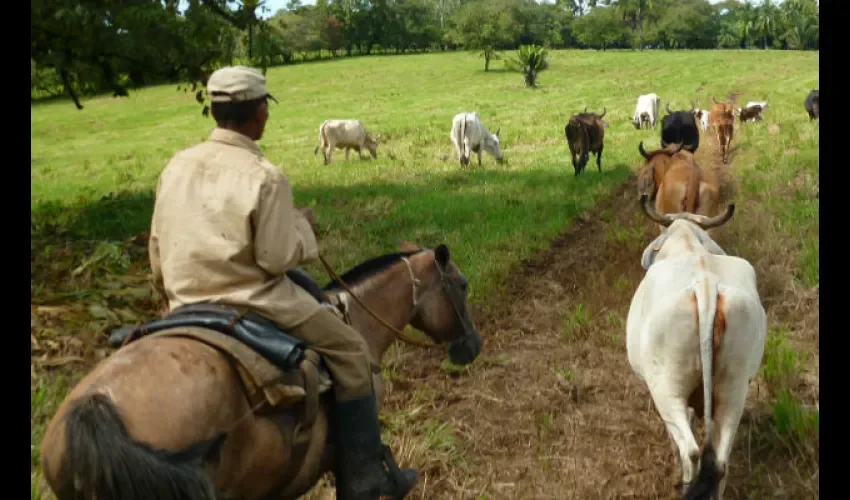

{"left": 31, "top": 0, "right": 818, "bottom": 108}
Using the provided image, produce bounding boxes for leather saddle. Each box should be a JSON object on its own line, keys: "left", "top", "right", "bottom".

{"left": 108, "top": 269, "right": 331, "bottom": 373}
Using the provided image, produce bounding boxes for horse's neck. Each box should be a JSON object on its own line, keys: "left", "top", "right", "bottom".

{"left": 335, "top": 263, "right": 417, "bottom": 362}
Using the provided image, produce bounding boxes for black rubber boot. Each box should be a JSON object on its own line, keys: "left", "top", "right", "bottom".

{"left": 333, "top": 395, "right": 418, "bottom": 500}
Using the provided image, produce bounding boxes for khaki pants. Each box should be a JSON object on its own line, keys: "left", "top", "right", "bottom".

{"left": 290, "top": 307, "right": 374, "bottom": 402}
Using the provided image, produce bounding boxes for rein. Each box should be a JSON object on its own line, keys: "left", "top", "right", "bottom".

{"left": 317, "top": 253, "right": 437, "bottom": 349}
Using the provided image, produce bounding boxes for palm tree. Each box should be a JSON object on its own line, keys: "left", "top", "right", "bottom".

{"left": 754, "top": 0, "right": 778, "bottom": 49}
{"left": 505, "top": 45, "right": 550, "bottom": 88}
{"left": 778, "top": 0, "right": 819, "bottom": 49}
{"left": 613, "top": 0, "right": 653, "bottom": 50}
{"left": 480, "top": 45, "right": 500, "bottom": 72}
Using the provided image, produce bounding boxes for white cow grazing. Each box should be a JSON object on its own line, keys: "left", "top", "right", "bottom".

{"left": 450, "top": 112, "right": 503, "bottom": 167}
{"left": 694, "top": 109, "right": 710, "bottom": 131}
{"left": 626, "top": 196, "right": 766, "bottom": 500}
{"left": 632, "top": 93, "right": 661, "bottom": 130}
{"left": 313, "top": 119, "right": 379, "bottom": 165}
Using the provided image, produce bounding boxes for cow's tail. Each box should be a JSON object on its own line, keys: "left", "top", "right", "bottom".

{"left": 683, "top": 278, "right": 723, "bottom": 500}
{"left": 566, "top": 118, "right": 582, "bottom": 150}
{"left": 683, "top": 166, "right": 702, "bottom": 213}
{"left": 458, "top": 114, "right": 468, "bottom": 162}
{"left": 54, "top": 392, "right": 225, "bottom": 500}
{"left": 314, "top": 122, "right": 327, "bottom": 156}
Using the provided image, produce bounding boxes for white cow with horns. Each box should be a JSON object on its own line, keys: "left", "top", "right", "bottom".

{"left": 632, "top": 93, "right": 661, "bottom": 130}
{"left": 450, "top": 112, "right": 504, "bottom": 167}
{"left": 626, "top": 195, "right": 766, "bottom": 500}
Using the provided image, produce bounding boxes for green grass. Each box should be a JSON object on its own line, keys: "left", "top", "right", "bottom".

{"left": 32, "top": 49, "right": 817, "bottom": 304}
{"left": 31, "top": 49, "right": 819, "bottom": 498}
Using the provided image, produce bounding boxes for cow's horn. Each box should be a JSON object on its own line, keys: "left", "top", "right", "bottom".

{"left": 639, "top": 194, "right": 674, "bottom": 227}
{"left": 599, "top": 107, "right": 607, "bottom": 118}
{"left": 666, "top": 103, "right": 673, "bottom": 114}
{"left": 698, "top": 204, "right": 736, "bottom": 230}
{"left": 638, "top": 141, "right": 650, "bottom": 160}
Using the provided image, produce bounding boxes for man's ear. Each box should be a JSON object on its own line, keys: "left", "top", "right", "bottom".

{"left": 256, "top": 100, "right": 269, "bottom": 122}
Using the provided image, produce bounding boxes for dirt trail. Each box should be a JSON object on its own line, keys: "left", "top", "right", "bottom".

{"left": 31, "top": 128, "right": 816, "bottom": 500}
{"left": 375, "top": 138, "right": 818, "bottom": 499}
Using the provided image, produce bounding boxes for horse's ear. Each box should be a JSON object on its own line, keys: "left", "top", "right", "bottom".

{"left": 434, "top": 244, "right": 451, "bottom": 267}
{"left": 396, "top": 238, "right": 420, "bottom": 252}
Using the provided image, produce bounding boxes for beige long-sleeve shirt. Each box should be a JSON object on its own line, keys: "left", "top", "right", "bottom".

{"left": 148, "top": 127, "right": 322, "bottom": 328}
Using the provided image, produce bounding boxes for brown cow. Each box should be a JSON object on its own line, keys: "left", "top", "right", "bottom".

{"left": 636, "top": 141, "right": 687, "bottom": 201}
{"left": 709, "top": 97, "right": 736, "bottom": 164}
{"left": 565, "top": 107, "right": 608, "bottom": 176}
{"left": 637, "top": 141, "right": 721, "bottom": 233}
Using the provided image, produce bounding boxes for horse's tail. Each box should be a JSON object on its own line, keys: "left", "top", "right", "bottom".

{"left": 57, "top": 392, "right": 225, "bottom": 500}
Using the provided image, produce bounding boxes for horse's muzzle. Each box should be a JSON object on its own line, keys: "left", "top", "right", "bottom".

{"left": 448, "top": 330, "right": 482, "bottom": 365}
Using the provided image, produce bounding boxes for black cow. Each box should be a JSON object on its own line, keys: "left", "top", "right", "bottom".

{"left": 565, "top": 107, "right": 608, "bottom": 176}
{"left": 805, "top": 89, "right": 819, "bottom": 120}
{"left": 660, "top": 102, "right": 699, "bottom": 153}
{"left": 738, "top": 104, "right": 764, "bottom": 123}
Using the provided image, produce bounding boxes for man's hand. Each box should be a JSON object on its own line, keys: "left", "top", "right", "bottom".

{"left": 299, "top": 207, "right": 318, "bottom": 230}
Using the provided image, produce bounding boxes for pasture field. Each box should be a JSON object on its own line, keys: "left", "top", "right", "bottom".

{"left": 31, "top": 49, "right": 818, "bottom": 499}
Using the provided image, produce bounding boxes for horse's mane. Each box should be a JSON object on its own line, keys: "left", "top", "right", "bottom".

{"left": 323, "top": 249, "right": 427, "bottom": 291}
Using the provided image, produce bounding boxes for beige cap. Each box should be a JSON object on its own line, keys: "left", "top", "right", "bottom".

{"left": 207, "top": 65, "right": 278, "bottom": 104}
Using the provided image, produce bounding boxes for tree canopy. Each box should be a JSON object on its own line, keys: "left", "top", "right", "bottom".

{"left": 31, "top": 0, "right": 819, "bottom": 108}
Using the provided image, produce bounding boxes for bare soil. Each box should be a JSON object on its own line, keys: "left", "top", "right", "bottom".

{"left": 372, "top": 138, "right": 819, "bottom": 499}
{"left": 32, "top": 137, "right": 818, "bottom": 500}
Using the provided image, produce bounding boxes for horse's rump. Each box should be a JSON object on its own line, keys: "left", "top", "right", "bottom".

{"left": 148, "top": 327, "right": 333, "bottom": 411}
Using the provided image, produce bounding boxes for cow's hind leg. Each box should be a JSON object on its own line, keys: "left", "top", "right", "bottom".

{"left": 705, "top": 378, "right": 751, "bottom": 500}
{"left": 647, "top": 383, "right": 701, "bottom": 491}
{"left": 596, "top": 145, "right": 604, "bottom": 172}
{"left": 570, "top": 150, "right": 578, "bottom": 176}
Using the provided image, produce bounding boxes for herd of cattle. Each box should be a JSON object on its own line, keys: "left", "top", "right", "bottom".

{"left": 313, "top": 89, "right": 819, "bottom": 175}
{"left": 311, "top": 86, "right": 818, "bottom": 499}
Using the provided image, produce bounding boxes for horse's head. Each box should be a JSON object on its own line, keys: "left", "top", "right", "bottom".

{"left": 398, "top": 240, "right": 482, "bottom": 365}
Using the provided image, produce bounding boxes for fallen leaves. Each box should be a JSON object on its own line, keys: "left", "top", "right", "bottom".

{"left": 31, "top": 233, "right": 161, "bottom": 379}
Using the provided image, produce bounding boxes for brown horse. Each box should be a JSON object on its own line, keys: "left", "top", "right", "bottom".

{"left": 39, "top": 241, "right": 482, "bottom": 500}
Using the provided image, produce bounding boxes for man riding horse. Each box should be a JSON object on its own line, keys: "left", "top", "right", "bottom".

{"left": 146, "top": 66, "right": 417, "bottom": 499}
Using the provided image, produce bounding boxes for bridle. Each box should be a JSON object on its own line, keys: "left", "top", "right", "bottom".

{"left": 317, "top": 251, "right": 475, "bottom": 350}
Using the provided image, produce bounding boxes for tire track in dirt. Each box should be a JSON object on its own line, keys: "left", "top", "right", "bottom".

{"left": 376, "top": 133, "right": 817, "bottom": 499}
